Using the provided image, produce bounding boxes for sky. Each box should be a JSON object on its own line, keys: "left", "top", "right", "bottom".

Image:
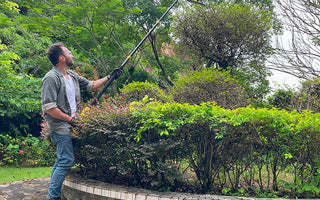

{"left": 266, "top": 0, "right": 302, "bottom": 91}
{"left": 268, "top": 70, "right": 300, "bottom": 90}
{"left": 267, "top": 5, "right": 302, "bottom": 92}
{"left": 267, "top": 29, "right": 301, "bottom": 91}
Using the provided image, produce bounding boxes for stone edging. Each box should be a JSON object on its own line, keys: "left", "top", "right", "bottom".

{"left": 61, "top": 173, "right": 304, "bottom": 200}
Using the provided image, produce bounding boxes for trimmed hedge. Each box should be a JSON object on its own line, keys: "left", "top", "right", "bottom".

{"left": 171, "top": 70, "right": 248, "bottom": 108}
{"left": 73, "top": 98, "right": 320, "bottom": 198}
{"left": 117, "top": 81, "right": 172, "bottom": 103}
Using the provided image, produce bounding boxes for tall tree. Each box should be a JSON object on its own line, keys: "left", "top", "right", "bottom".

{"left": 198, "top": 0, "right": 275, "bottom": 13}
{"left": 173, "top": 2, "right": 274, "bottom": 97}
{"left": 18, "top": 0, "right": 180, "bottom": 88}
{"left": 17, "top": 0, "right": 144, "bottom": 94}
{"left": 173, "top": 3, "right": 273, "bottom": 69}
{"left": 0, "top": 0, "right": 51, "bottom": 77}
{"left": 19, "top": 0, "right": 125, "bottom": 74}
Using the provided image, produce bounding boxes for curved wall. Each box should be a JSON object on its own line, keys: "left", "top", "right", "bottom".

{"left": 61, "top": 173, "right": 297, "bottom": 200}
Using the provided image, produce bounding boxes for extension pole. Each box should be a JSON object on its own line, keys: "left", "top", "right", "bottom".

{"left": 90, "top": 0, "right": 180, "bottom": 106}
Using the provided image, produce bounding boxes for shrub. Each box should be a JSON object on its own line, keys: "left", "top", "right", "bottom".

{"left": 268, "top": 88, "right": 294, "bottom": 110}
{"left": 117, "top": 81, "right": 172, "bottom": 104}
{"left": 73, "top": 100, "right": 186, "bottom": 190}
{"left": 73, "top": 98, "right": 320, "bottom": 198}
{"left": 170, "top": 69, "right": 248, "bottom": 108}
{"left": 131, "top": 100, "right": 320, "bottom": 195}
{"left": 0, "top": 134, "right": 56, "bottom": 167}
{"left": 0, "top": 49, "right": 42, "bottom": 137}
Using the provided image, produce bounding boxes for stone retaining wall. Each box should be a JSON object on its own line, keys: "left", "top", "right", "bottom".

{"left": 61, "top": 173, "right": 300, "bottom": 200}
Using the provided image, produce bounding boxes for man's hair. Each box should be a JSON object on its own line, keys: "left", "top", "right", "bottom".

{"left": 47, "top": 42, "right": 65, "bottom": 66}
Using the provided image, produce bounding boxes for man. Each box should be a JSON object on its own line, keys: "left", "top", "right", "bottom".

{"left": 41, "top": 42, "right": 121, "bottom": 200}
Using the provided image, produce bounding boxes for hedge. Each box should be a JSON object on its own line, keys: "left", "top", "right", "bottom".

{"left": 73, "top": 98, "right": 320, "bottom": 198}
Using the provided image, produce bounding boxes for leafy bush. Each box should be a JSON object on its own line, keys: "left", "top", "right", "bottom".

{"left": 117, "top": 81, "right": 172, "bottom": 104}
{"left": 0, "top": 54, "right": 42, "bottom": 137}
{"left": 0, "top": 134, "right": 56, "bottom": 167}
{"left": 170, "top": 69, "right": 248, "bottom": 108}
{"left": 268, "top": 88, "right": 294, "bottom": 110}
{"left": 131, "top": 100, "right": 320, "bottom": 196}
{"left": 73, "top": 98, "right": 320, "bottom": 198}
{"left": 72, "top": 100, "right": 187, "bottom": 191}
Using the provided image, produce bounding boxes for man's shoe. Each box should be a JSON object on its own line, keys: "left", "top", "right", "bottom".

{"left": 49, "top": 197, "right": 61, "bottom": 200}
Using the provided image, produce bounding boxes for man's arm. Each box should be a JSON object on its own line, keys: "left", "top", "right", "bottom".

{"left": 91, "top": 68, "right": 122, "bottom": 91}
{"left": 45, "top": 107, "right": 73, "bottom": 123}
{"left": 92, "top": 76, "right": 109, "bottom": 91}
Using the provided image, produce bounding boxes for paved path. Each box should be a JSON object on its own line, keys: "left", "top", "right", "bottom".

{"left": 0, "top": 178, "right": 50, "bottom": 200}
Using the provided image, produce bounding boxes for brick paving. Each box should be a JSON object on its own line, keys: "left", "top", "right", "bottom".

{"left": 0, "top": 178, "right": 50, "bottom": 200}
{"left": 1, "top": 175, "right": 318, "bottom": 200}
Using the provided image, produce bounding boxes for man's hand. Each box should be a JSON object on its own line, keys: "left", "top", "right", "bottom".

{"left": 111, "top": 68, "right": 123, "bottom": 79}
{"left": 68, "top": 117, "right": 81, "bottom": 128}
{"left": 69, "top": 117, "right": 82, "bottom": 135}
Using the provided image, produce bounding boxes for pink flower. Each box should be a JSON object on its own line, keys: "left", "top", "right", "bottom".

{"left": 19, "top": 150, "right": 24, "bottom": 154}
{"left": 22, "top": 142, "right": 26, "bottom": 145}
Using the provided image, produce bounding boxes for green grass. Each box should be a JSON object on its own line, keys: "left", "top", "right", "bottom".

{"left": 0, "top": 167, "right": 52, "bottom": 184}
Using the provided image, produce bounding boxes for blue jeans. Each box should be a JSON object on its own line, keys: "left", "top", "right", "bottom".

{"left": 47, "top": 132, "right": 75, "bottom": 199}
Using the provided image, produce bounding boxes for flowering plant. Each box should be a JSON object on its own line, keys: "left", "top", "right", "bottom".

{"left": 1, "top": 134, "right": 55, "bottom": 167}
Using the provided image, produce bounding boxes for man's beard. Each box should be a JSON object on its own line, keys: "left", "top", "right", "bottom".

{"left": 66, "top": 58, "right": 74, "bottom": 67}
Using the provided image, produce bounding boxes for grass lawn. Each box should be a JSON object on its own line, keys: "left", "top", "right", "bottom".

{"left": 0, "top": 167, "right": 52, "bottom": 184}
